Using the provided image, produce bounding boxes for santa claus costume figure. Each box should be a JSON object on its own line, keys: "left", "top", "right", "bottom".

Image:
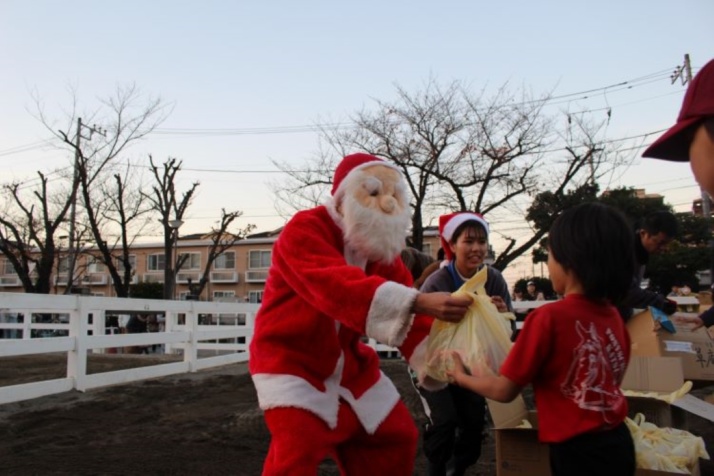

{"left": 249, "top": 153, "right": 472, "bottom": 476}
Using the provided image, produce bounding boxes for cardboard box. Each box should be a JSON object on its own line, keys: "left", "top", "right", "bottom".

{"left": 489, "top": 396, "right": 550, "bottom": 476}
{"left": 488, "top": 393, "right": 703, "bottom": 476}
{"left": 627, "top": 308, "right": 714, "bottom": 381}
{"left": 670, "top": 295, "right": 701, "bottom": 313}
{"left": 621, "top": 356, "right": 689, "bottom": 429}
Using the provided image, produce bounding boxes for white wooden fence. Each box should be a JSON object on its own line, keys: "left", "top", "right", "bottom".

{"left": 0, "top": 292, "right": 262, "bottom": 405}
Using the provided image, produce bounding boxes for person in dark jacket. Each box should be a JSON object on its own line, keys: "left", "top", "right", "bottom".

{"left": 617, "top": 211, "right": 679, "bottom": 321}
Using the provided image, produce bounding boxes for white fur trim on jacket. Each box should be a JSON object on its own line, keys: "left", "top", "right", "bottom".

{"left": 251, "top": 354, "right": 401, "bottom": 434}
{"left": 339, "top": 373, "right": 401, "bottom": 434}
{"left": 366, "top": 281, "right": 418, "bottom": 347}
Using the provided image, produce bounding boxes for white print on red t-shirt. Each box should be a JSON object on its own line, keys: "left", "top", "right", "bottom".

{"left": 560, "top": 321, "right": 625, "bottom": 424}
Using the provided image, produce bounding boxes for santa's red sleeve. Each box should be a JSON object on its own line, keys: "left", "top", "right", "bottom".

{"left": 272, "top": 207, "right": 420, "bottom": 348}
{"left": 366, "top": 252, "right": 441, "bottom": 390}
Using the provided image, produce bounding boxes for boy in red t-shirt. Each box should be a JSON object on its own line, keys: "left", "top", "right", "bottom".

{"left": 446, "top": 202, "right": 636, "bottom": 476}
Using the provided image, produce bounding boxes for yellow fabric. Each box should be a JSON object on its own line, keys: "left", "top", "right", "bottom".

{"left": 425, "top": 266, "right": 515, "bottom": 382}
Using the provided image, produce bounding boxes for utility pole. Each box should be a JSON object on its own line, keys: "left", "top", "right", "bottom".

{"left": 64, "top": 118, "right": 106, "bottom": 295}
{"left": 672, "top": 54, "right": 714, "bottom": 290}
{"left": 672, "top": 57, "right": 708, "bottom": 207}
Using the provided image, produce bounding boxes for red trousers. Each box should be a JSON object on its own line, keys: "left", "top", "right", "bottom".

{"left": 262, "top": 400, "right": 418, "bottom": 475}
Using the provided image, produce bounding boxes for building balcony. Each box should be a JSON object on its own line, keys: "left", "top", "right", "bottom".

{"left": 210, "top": 271, "right": 239, "bottom": 283}
{"left": 82, "top": 274, "right": 108, "bottom": 286}
{"left": 0, "top": 275, "right": 21, "bottom": 287}
{"left": 245, "top": 269, "right": 268, "bottom": 283}
{"left": 176, "top": 272, "right": 201, "bottom": 284}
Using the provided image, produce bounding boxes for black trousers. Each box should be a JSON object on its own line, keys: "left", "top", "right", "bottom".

{"left": 549, "top": 421, "right": 635, "bottom": 476}
{"left": 417, "top": 383, "right": 487, "bottom": 476}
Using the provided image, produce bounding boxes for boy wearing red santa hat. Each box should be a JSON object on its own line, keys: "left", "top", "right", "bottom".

{"left": 249, "top": 153, "right": 472, "bottom": 475}
{"left": 414, "top": 212, "right": 512, "bottom": 476}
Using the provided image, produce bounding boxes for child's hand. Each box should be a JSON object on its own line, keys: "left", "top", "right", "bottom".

{"left": 490, "top": 296, "right": 507, "bottom": 312}
{"left": 672, "top": 313, "right": 705, "bottom": 330}
{"left": 444, "top": 351, "right": 467, "bottom": 384}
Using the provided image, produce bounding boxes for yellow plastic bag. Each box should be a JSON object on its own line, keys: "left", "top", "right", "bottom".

{"left": 625, "top": 413, "right": 710, "bottom": 473}
{"left": 425, "top": 266, "right": 515, "bottom": 382}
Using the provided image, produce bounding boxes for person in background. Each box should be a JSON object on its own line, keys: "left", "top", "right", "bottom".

{"left": 401, "top": 246, "right": 436, "bottom": 284}
{"left": 526, "top": 281, "right": 545, "bottom": 301}
{"left": 513, "top": 289, "right": 526, "bottom": 301}
{"left": 668, "top": 284, "right": 683, "bottom": 297}
{"left": 445, "top": 202, "right": 636, "bottom": 476}
{"left": 413, "top": 212, "right": 512, "bottom": 476}
{"left": 124, "top": 314, "right": 149, "bottom": 354}
{"left": 413, "top": 248, "right": 445, "bottom": 289}
{"left": 617, "top": 210, "right": 679, "bottom": 321}
{"left": 643, "top": 58, "right": 714, "bottom": 330}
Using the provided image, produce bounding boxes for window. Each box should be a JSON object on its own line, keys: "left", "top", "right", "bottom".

{"left": 214, "top": 251, "right": 235, "bottom": 269}
{"left": 213, "top": 291, "right": 236, "bottom": 299}
{"left": 58, "top": 257, "right": 70, "bottom": 274}
{"left": 179, "top": 252, "right": 201, "bottom": 270}
{"left": 249, "top": 250, "right": 271, "bottom": 269}
{"left": 147, "top": 254, "right": 165, "bottom": 271}
{"left": 248, "top": 291, "right": 264, "bottom": 303}
{"left": 421, "top": 243, "right": 433, "bottom": 257}
{"left": 87, "top": 257, "right": 106, "bottom": 274}
{"left": 1, "top": 259, "right": 16, "bottom": 275}
{"left": 116, "top": 255, "right": 136, "bottom": 273}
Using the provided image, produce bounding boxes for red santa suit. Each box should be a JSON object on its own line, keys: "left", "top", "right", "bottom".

{"left": 249, "top": 154, "right": 436, "bottom": 475}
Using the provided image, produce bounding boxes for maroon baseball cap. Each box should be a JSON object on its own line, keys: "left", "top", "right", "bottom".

{"left": 643, "top": 59, "right": 714, "bottom": 162}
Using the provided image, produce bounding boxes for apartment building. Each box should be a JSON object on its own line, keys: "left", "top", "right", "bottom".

{"left": 0, "top": 229, "right": 279, "bottom": 303}
{"left": 0, "top": 227, "right": 443, "bottom": 301}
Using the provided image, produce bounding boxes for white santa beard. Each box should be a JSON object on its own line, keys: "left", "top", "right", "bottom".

{"left": 341, "top": 194, "right": 410, "bottom": 264}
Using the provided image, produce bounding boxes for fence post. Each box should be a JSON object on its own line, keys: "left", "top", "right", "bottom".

{"left": 21, "top": 308, "right": 31, "bottom": 339}
{"left": 163, "top": 309, "right": 174, "bottom": 355}
{"left": 67, "top": 295, "right": 89, "bottom": 392}
{"left": 243, "top": 308, "right": 257, "bottom": 355}
{"left": 92, "top": 306, "right": 106, "bottom": 354}
{"left": 185, "top": 302, "right": 199, "bottom": 372}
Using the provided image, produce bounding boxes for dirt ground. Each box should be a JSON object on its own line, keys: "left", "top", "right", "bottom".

{"left": 0, "top": 354, "right": 712, "bottom": 476}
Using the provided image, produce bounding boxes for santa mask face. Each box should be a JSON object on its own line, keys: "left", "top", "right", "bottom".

{"left": 338, "top": 164, "right": 411, "bottom": 263}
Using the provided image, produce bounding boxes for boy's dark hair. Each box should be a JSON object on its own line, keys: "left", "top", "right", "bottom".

{"left": 548, "top": 202, "right": 635, "bottom": 304}
{"left": 640, "top": 211, "right": 678, "bottom": 238}
{"left": 451, "top": 220, "right": 487, "bottom": 244}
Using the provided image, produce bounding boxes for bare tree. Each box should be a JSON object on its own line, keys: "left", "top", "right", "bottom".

{"left": 144, "top": 156, "right": 198, "bottom": 300}
{"left": 491, "top": 112, "right": 631, "bottom": 269}
{"left": 144, "top": 157, "right": 255, "bottom": 300}
{"left": 271, "top": 79, "right": 630, "bottom": 266}
{"left": 52, "top": 84, "right": 171, "bottom": 294}
{"left": 188, "top": 209, "right": 256, "bottom": 298}
{"left": 0, "top": 173, "right": 73, "bottom": 293}
{"left": 0, "top": 84, "right": 172, "bottom": 294}
{"left": 74, "top": 162, "right": 153, "bottom": 297}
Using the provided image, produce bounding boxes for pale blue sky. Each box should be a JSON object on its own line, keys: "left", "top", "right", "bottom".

{"left": 2, "top": 0, "right": 713, "bottom": 277}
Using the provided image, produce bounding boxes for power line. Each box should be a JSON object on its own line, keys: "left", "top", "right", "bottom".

{"left": 0, "top": 138, "right": 55, "bottom": 158}
{"left": 147, "top": 68, "right": 678, "bottom": 138}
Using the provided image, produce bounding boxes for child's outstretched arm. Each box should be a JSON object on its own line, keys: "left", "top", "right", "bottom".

{"left": 444, "top": 351, "right": 522, "bottom": 403}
